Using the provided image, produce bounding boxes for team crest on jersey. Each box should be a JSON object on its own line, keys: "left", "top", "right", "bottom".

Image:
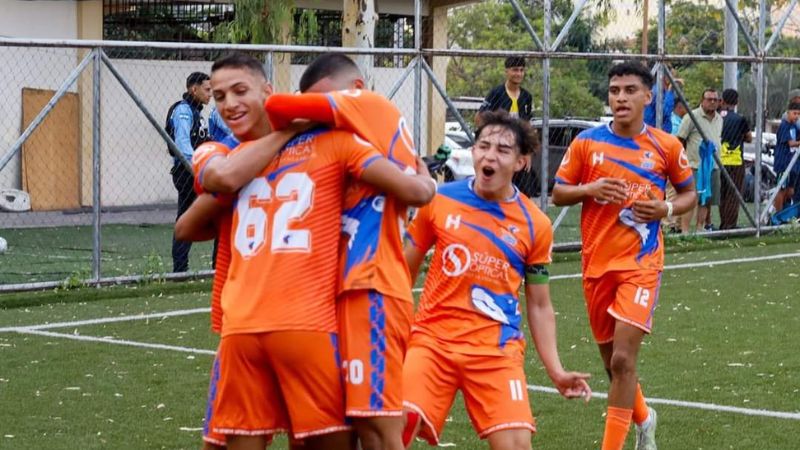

{"left": 500, "top": 226, "right": 518, "bottom": 246}
{"left": 641, "top": 151, "right": 656, "bottom": 170}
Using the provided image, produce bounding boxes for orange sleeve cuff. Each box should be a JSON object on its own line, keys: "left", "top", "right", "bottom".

{"left": 264, "top": 93, "right": 336, "bottom": 131}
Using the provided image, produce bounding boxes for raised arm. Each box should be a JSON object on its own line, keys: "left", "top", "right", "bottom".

{"left": 175, "top": 194, "right": 228, "bottom": 242}
{"left": 359, "top": 157, "right": 436, "bottom": 207}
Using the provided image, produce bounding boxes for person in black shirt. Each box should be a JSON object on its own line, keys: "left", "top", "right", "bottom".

{"left": 478, "top": 56, "right": 533, "bottom": 121}
{"left": 718, "top": 88, "right": 752, "bottom": 229}
{"left": 478, "top": 57, "right": 536, "bottom": 196}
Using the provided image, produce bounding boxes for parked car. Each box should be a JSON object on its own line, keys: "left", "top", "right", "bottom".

{"left": 525, "top": 118, "right": 603, "bottom": 197}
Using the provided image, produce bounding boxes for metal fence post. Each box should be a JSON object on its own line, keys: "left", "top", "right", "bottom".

{"left": 540, "top": 0, "right": 551, "bottom": 211}
{"left": 413, "top": 0, "right": 422, "bottom": 154}
{"left": 91, "top": 48, "right": 102, "bottom": 286}
{"left": 420, "top": 59, "right": 474, "bottom": 143}
{"left": 656, "top": 0, "right": 666, "bottom": 129}
{"left": 387, "top": 57, "right": 416, "bottom": 100}
{"left": 754, "top": 0, "right": 767, "bottom": 234}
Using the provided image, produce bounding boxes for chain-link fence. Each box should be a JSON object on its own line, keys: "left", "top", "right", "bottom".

{"left": 1, "top": 0, "right": 799, "bottom": 291}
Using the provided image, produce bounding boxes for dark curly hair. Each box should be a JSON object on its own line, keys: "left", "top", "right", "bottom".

{"left": 474, "top": 110, "right": 538, "bottom": 156}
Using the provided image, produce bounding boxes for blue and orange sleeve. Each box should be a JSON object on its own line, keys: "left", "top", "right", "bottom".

{"left": 526, "top": 211, "right": 553, "bottom": 266}
{"left": 554, "top": 139, "right": 585, "bottom": 185}
{"left": 667, "top": 141, "right": 694, "bottom": 189}
{"left": 405, "top": 200, "right": 436, "bottom": 253}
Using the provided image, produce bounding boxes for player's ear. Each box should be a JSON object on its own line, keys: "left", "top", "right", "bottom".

{"left": 353, "top": 78, "right": 365, "bottom": 89}
{"left": 262, "top": 82, "right": 274, "bottom": 97}
{"left": 514, "top": 152, "right": 528, "bottom": 172}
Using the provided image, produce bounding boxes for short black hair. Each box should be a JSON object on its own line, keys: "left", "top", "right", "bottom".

{"left": 211, "top": 52, "right": 267, "bottom": 79}
{"left": 607, "top": 61, "right": 654, "bottom": 89}
{"left": 788, "top": 102, "right": 800, "bottom": 111}
{"left": 186, "top": 72, "right": 209, "bottom": 89}
{"left": 299, "top": 54, "right": 360, "bottom": 93}
{"left": 474, "top": 110, "right": 538, "bottom": 156}
{"left": 505, "top": 56, "right": 526, "bottom": 69}
{"left": 722, "top": 88, "right": 739, "bottom": 106}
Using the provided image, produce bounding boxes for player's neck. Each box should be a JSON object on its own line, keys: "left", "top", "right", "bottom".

{"left": 610, "top": 119, "right": 645, "bottom": 138}
{"left": 473, "top": 181, "right": 515, "bottom": 202}
{"left": 236, "top": 122, "right": 271, "bottom": 142}
{"left": 505, "top": 80, "right": 521, "bottom": 94}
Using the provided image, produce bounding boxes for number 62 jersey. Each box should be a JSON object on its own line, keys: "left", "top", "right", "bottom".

{"left": 219, "top": 128, "right": 382, "bottom": 337}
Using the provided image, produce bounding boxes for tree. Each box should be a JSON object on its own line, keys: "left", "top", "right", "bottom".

{"left": 447, "top": 0, "right": 605, "bottom": 118}
{"left": 213, "top": 0, "right": 295, "bottom": 44}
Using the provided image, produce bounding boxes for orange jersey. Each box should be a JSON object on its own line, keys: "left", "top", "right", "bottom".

{"left": 554, "top": 124, "right": 693, "bottom": 278}
{"left": 266, "top": 89, "right": 419, "bottom": 301}
{"left": 405, "top": 179, "right": 553, "bottom": 356}
{"left": 192, "top": 141, "right": 237, "bottom": 334}
{"left": 329, "top": 90, "right": 419, "bottom": 301}
{"left": 220, "top": 128, "right": 382, "bottom": 336}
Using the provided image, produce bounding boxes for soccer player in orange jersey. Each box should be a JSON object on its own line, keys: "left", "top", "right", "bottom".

{"left": 194, "top": 54, "right": 434, "bottom": 450}
{"left": 264, "top": 54, "right": 424, "bottom": 450}
{"left": 402, "top": 111, "right": 592, "bottom": 450}
{"left": 552, "top": 62, "right": 697, "bottom": 450}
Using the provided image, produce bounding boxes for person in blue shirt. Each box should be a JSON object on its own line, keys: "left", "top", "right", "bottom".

{"left": 165, "top": 72, "right": 211, "bottom": 272}
{"left": 644, "top": 74, "right": 677, "bottom": 133}
{"left": 773, "top": 102, "right": 800, "bottom": 214}
{"left": 209, "top": 107, "right": 236, "bottom": 143}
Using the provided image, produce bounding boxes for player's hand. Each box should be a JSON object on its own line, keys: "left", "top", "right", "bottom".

{"left": 632, "top": 189, "right": 668, "bottom": 223}
{"left": 551, "top": 370, "right": 592, "bottom": 403}
{"left": 585, "top": 178, "right": 627, "bottom": 204}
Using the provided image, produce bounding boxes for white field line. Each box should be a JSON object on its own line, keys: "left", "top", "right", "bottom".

{"left": 527, "top": 385, "right": 800, "bottom": 421}
{"left": 0, "top": 307, "right": 210, "bottom": 333}
{"left": 411, "top": 251, "right": 800, "bottom": 292}
{"left": 9, "top": 326, "right": 800, "bottom": 421}
{"left": 15, "top": 329, "right": 216, "bottom": 356}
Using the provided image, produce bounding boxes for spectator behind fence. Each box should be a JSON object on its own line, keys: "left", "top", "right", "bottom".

{"left": 478, "top": 56, "right": 535, "bottom": 196}
{"left": 644, "top": 71, "right": 677, "bottom": 133}
{"left": 773, "top": 102, "right": 800, "bottom": 215}
{"left": 209, "top": 106, "right": 236, "bottom": 143}
{"left": 165, "top": 72, "right": 211, "bottom": 272}
{"left": 786, "top": 89, "right": 800, "bottom": 205}
{"left": 718, "top": 89, "right": 752, "bottom": 230}
{"left": 676, "top": 88, "right": 723, "bottom": 233}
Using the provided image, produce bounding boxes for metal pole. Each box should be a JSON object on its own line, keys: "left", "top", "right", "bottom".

{"left": 387, "top": 57, "right": 416, "bottom": 100}
{"left": 754, "top": 0, "right": 767, "bottom": 232}
{"left": 420, "top": 59, "right": 474, "bottom": 143}
{"left": 765, "top": 0, "right": 798, "bottom": 53}
{"left": 91, "top": 50, "right": 102, "bottom": 287}
{"left": 265, "top": 51, "right": 274, "bottom": 85}
{"left": 723, "top": 0, "right": 759, "bottom": 56}
{"left": 0, "top": 50, "right": 95, "bottom": 172}
{"left": 507, "top": 0, "right": 546, "bottom": 51}
{"left": 552, "top": 205, "right": 571, "bottom": 231}
{"left": 413, "top": 0, "right": 422, "bottom": 154}
{"left": 550, "top": 0, "right": 589, "bottom": 52}
{"left": 100, "top": 51, "right": 193, "bottom": 173}
{"left": 723, "top": 0, "right": 739, "bottom": 90}
{"left": 655, "top": 0, "right": 665, "bottom": 129}
{"left": 663, "top": 69, "right": 757, "bottom": 228}
{"left": 540, "top": 0, "right": 551, "bottom": 211}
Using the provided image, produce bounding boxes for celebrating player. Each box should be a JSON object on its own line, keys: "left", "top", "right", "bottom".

{"left": 552, "top": 61, "right": 697, "bottom": 450}
{"left": 402, "top": 111, "right": 592, "bottom": 450}
{"left": 197, "top": 53, "right": 434, "bottom": 450}
{"left": 264, "top": 54, "right": 425, "bottom": 450}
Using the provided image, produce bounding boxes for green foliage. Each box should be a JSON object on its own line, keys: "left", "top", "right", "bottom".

{"left": 446, "top": 1, "right": 605, "bottom": 118}
{"left": 214, "top": 0, "right": 295, "bottom": 44}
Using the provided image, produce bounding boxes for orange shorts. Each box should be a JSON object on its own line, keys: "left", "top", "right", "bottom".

{"left": 583, "top": 270, "right": 662, "bottom": 344}
{"left": 208, "top": 331, "right": 349, "bottom": 440}
{"left": 203, "top": 352, "right": 226, "bottom": 447}
{"left": 402, "top": 333, "right": 535, "bottom": 445}
{"left": 338, "top": 290, "right": 413, "bottom": 417}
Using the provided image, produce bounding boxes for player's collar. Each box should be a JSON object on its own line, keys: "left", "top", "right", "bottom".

{"left": 468, "top": 177, "right": 520, "bottom": 203}
{"left": 606, "top": 122, "right": 647, "bottom": 137}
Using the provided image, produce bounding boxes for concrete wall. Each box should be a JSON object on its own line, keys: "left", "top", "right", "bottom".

{"left": 0, "top": 0, "right": 78, "bottom": 39}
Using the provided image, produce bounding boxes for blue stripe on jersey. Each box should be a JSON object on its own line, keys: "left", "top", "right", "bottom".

{"left": 325, "top": 93, "right": 338, "bottom": 111}
{"left": 675, "top": 175, "right": 694, "bottom": 189}
{"left": 438, "top": 179, "right": 506, "bottom": 220}
{"left": 342, "top": 195, "right": 384, "bottom": 280}
{"left": 462, "top": 220, "right": 525, "bottom": 278}
{"left": 284, "top": 126, "right": 329, "bottom": 149}
{"left": 554, "top": 176, "right": 573, "bottom": 185}
{"left": 369, "top": 290, "right": 386, "bottom": 410}
{"left": 266, "top": 160, "right": 305, "bottom": 182}
{"left": 516, "top": 196, "right": 535, "bottom": 245}
{"left": 470, "top": 284, "right": 524, "bottom": 348}
{"left": 362, "top": 155, "right": 381, "bottom": 171}
{"left": 203, "top": 354, "right": 221, "bottom": 437}
{"left": 220, "top": 135, "right": 239, "bottom": 149}
{"left": 578, "top": 125, "right": 641, "bottom": 151}
{"left": 607, "top": 157, "right": 667, "bottom": 191}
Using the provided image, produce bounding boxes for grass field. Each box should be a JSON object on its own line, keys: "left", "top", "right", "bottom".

{"left": 0, "top": 203, "right": 763, "bottom": 286}
{"left": 1, "top": 232, "right": 799, "bottom": 449}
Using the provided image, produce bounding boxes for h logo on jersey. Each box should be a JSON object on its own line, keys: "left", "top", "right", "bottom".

{"left": 592, "top": 152, "right": 604, "bottom": 166}
{"left": 445, "top": 214, "right": 462, "bottom": 230}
